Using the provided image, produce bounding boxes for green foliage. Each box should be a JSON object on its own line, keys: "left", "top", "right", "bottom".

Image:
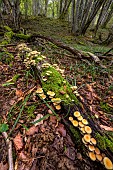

{"left": 0, "top": 51, "right": 14, "bottom": 64}
{"left": 4, "top": 26, "right": 12, "bottom": 32}
{"left": 42, "top": 66, "right": 80, "bottom": 105}
{"left": 26, "top": 105, "right": 36, "bottom": 119}
{"left": 14, "top": 33, "right": 31, "bottom": 40}
{"left": 96, "top": 133, "right": 113, "bottom": 152}
{"left": 0, "top": 123, "right": 9, "bottom": 132}
{"left": 100, "top": 102, "right": 113, "bottom": 114}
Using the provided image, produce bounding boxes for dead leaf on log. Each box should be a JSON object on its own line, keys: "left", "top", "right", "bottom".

{"left": 13, "top": 133, "right": 23, "bottom": 151}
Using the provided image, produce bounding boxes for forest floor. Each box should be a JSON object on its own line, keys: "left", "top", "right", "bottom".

{"left": 0, "top": 17, "right": 113, "bottom": 170}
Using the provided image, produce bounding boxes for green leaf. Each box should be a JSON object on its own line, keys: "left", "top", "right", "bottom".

{"left": 0, "top": 123, "right": 9, "bottom": 132}
{"left": 2, "top": 82, "right": 14, "bottom": 86}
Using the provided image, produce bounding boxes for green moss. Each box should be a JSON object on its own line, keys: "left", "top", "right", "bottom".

{"left": 4, "top": 26, "right": 12, "bottom": 32}
{"left": 100, "top": 102, "right": 113, "bottom": 114}
{"left": 26, "top": 105, "right": 36, "bottom": 119}
{"left": 96, "top": 133, "right": 113, "bottom": 152}
{"left": 41, "top": 66, "right": 80, "bottom": 105}
{"left": 14, "top": 33, "right": 31, "bottom": 40}
{"left": 70, "top": 125, "right": 85, "bottom": 150}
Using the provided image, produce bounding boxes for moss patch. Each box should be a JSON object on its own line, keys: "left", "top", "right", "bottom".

{"left": 100, "top": 102, "right": 113, "bottom": 114}
{"left": 14, "top": 33, "right": 31, "bottom": 40}
{"left": 96, "top": 133, "right": 113, "bottom": 152}
{"left": 41, "top": 66, "right": 80, "bottom": 105}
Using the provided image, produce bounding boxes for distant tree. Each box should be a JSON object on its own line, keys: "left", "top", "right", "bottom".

{"left": 2, "top": 0, "right": 21, "bottom": 30}
{"left": 72, "top": 0, "right": 107, "bottom": 35}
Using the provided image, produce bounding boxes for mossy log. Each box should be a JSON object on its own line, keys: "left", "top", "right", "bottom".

{"left": 17, "top": 44, "right": 113, "bottom": 170}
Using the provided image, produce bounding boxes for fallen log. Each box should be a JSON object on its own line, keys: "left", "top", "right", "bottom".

{"left": 16, "top": 43, "right": 113, "bottom": 170}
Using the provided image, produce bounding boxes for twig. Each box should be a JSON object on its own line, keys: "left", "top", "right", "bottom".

{"left": 2, "top": 132, "right": 14, "bottom": 170}
{"left": 103, "top": 47, "right": 113, "bottom": 56}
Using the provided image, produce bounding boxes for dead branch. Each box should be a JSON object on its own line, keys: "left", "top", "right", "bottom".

{"left": 2, "top": 132, "right": 14, "bottom": 170}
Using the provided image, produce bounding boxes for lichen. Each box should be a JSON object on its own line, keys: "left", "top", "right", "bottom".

{"left": 96, "top": 133, "right": 113, "bottom": 152}
{"left": 41, "top": 66, "right": 80, "bottom": 105}
{"left": 100, "top": 102, "right": 113, "bottom": 114}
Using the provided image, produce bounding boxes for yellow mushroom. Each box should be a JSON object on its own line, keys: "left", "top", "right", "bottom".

{"left": 72, "top": 120, "right": 79, "bottom": 127}
{"left": 55, "top": 105, "right": 61, "bottom": 110}
{"left": 103, "top": 157, "right": 113, "bottom": 170}
{"left": 74, "top": 111, "right": 81, "bottom": 117}
{"left": 82, "top": 119, "right": 88, "bottom": 125}
{"left": 95, "top": 147, "right": 100, "bottom": 155}
{"left": 39, "top": 93, "right": 46, "bottom": 99}
{"left": 79, "top": 122, "right": 84, "bottom": 128}
{"left": 51, "top": 98, "right": 61, "bottom": 104}
{"left": 36, "top": 88, "right": 43, "bottom": 94}
{"left": 69, "top": 117, "right": 73, "bottom": 121}
{"left": 96, "top": 154, "right": 103, "bottom": 162}
{"left": 89, "top": 152, "right": 96, "bottom": 161}
{"left": 84, "top": 134, "right": 91, "bottom": 143}
{"left": 88, "top": 145, "right": 95, "bottom": 151}
{"left": 77, "top": 116, "right": 83, "bottom": 121}
{"left": 90, "top": 138, "right": 97, "bottom": 145}
{"left": 84, "top": 126, "right": 92, "bottom": 134}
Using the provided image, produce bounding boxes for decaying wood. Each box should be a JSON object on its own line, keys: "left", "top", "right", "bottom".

{"left": 2, "top": 132, "right": 14, "bottom": 170}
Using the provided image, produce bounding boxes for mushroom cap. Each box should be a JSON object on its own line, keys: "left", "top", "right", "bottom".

{"left": 95, "top": 147, "right": 100, "bottom": 155}
{"left": 47, "top": 91, "right": 55, "bottom": 97}
{"left": 88, "top": 145, "right": 95, "bottom": 151}
{"left": 89, "top": 152, "right": 96, "bottom": 161}
{"left": 39, "top": 94, "right": 46, "bottom": 99}
{"left": 82, "top": 119, "right": 88, "bottom": 125}
{"left": 103, "top": 157, "right": 113, "bottom": 170}
{"left": 84, "top": 134, "right": 91, "bottom": 143}
{"left": 55, "top": 105, "right": 61, "bottom": 110}
{"left": 79, "top": 122, "right": 84, "bottom": 128}
{"left": 90, "top": 138, "right": 97, "bottom": 145}
{"left": 69, "top": 117, "right": 73, "bottom": 121}
{"left": 36, "top": 88, "right": 43, "bottom": 94}
{"left": 77, "top": 116, "right": 83, "bottom": 121}
{"left": 80, "top": 127, "right": 85, "bottom": 133}
{"left": 74, "top": 111, "right": 81, "bottom": 117}
{"left": 84, "top": 126, "right": 92, "bottom": 134}
{"left": 51, "top": 98, "right": 61, "bottom": 103}
{"left": 72, "top": 120, "right": 79, "bottom": 127}
{"left": 82, "top": 137, "right": 88, "bottom": 144}
{"left": 96, "top": 154, "right": 102, "bottom": 162}
{"left": 71, "top": 86, "right": 77, "bottom": 91}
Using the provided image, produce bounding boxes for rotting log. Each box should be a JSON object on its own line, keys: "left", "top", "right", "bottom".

{"left": 16, "top": 44, "right": 113, "bottom": 170}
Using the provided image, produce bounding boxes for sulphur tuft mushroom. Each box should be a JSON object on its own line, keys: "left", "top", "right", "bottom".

{"left": 79, "top": 122, "right": 84, "bottom": 128}
{"left": 74, "top": 111, "right": 81, "bottom": 117}
{"left": 77, "top": 116, "right": 83, "bottom": 121}
{"left": 82, "top": 137, "right": 88, "bottom": 145}
{"left": 90, "top": 138, "right": 97, "bottom": 145}
{"left": 88, "top": 145, "right": 95, "bottom": 151}
{"left": 89, "top": 152, "right": 96, "bottom": 161}
{"left": 72, "top": 120, "right": 79, "bottom": 127}
{"left": 95, "top": 147, "right": 100, "bottom": 155}
{"left": 39, "top": 93, "right": 46, "bottom": 99}
{"left": 51, "top": 98, "right": 61, "bottom": 104}
{"left": 84, "top": 126, "right": 92, "bottom": 134}
{"left": 36, "top": 88, "right": 43, "bottom": 94}
{"left": 55, "top": 105, "right": 61, "bottom": 110}
{"left": 96, "top": 154, "right": 103, "bottom": 162}
{"left": 80, "top": 127, "right": 86, "bottom": 133}
{"left": 69, "top": 117, "right": 73, "bottom": 121}
{"left": 83, "top": 134, "right": 91, "bottom": 143}
{"left": 47, "top": 91, "right": 55, "bottom": 97}
{"left": 103, "top": 157, "right": 113, "bottom": 170}
{"left": 82, "top": 119, "right": 88, "bottom": 125}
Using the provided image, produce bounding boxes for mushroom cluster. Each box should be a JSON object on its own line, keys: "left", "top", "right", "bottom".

{"left": 52, "top": 64, "right": 65, "bottom": 77}
{"left": 69, "top": 111, "right": 113, "bottom": 170}
{"left": 36, "top": 87, "right": 46, "bottom": 99}
{"left": 51, "top": 98, "right": 61, "bottom": 110}
{"left": 71, "top": 86, "right": 80, "bottom": 96}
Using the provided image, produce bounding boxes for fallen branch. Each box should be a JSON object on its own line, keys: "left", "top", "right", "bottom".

{"left": 2, "top": 132, "right": 14, "bottom": 170}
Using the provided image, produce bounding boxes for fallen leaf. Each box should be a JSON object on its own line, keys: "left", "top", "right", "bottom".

{"left": 100, "top": 125, "right": 113, "bottom": 131}
{"left": 0, "top": 162, "right": 8, "bottom": 170}
{"left": 57, "top": 123, "right": 66, "bottom": 137}
{"left": 16, "top": 89, "right": 24, "bottom": 97}
{"left": 26, "top": 125, "right": 38, "bottom": 135}
{"left": 50, "top": 115, "right": 57, "bottom": 123}
{"left": 13, "top": 133, "right": 23, "bottom": 151}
